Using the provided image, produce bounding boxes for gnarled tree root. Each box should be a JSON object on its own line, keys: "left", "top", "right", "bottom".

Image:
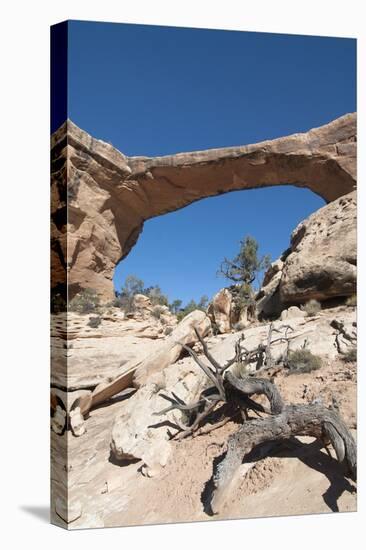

{"left": 210, "top": 403, "right": 356, "bottom": 514}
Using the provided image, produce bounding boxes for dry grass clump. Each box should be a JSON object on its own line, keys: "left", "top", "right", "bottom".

{"left": 301, "top": 299, "right": 321, "bottom": 317}
{"left": 69, "top": 288, "right": 100, "bottom": 314}
{"left": 286, "top": 348, "right": 322, "bottom": 374}
{"left": 342, "top": 346, "right": 357, "bottom": 363}
{"left": 346, "top": 294, "right": 357, "bottom": 307}
{"left": 87, "top": 315, "right": 102, "bottom": 328}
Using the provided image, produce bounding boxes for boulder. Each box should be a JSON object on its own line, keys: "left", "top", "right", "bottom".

{"left": 132, "top": 294, "right": 153, "bottom": 315}
{"left": 110, "top": 360, "right": 207, "bottom": 474}
{"left": 262, "top": 259, "right": 284, "bottom": 287}
{"left": 280, "top": 306, "right": 305, "bottom": 321}
{"left": 331, "top": 317, "right": 357, "bottom": 355}
{"left": 131, "top": 296, "right": 177, "bottom": 326}
{"left": 256, "top": 260, "right": 283, "bottom": 318}
{"left": 132, "top": 310, "right": 211, "bottom": 387}
{"left": 279, "top": 191, "right": 356, "bottom": 304}
{"left": 209, "top": 289, "right": 232, "bottom": 334}
{"left": 51, "top": 312, "right": 164, "bottom": 391}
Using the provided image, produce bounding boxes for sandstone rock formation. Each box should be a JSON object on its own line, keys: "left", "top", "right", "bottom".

{"left": 50, "top": 112, "right": 357, "bottom": 529}
{"left": 111, "top": 304, "right": 356, "bottom": 475}
{"left": 51, "top": 114, "right": 356, "bottom": 301}
{"left": 255, "top": 259, "right": 284, "bottom": 317}
{"left": 256, "top": 190, "right": 356, "bottom": 316}
{"left": 51, "top": 311, "right": 165, "bottom": 391}
{"left": 110, "top": 359, "right": 208, "bottom": 474}
{"left": 210, "top": 306, "right": 356, "bottom": 366}
{"left": 132, "top": 310, "right": 211, "bottom": 388}
{"left": 280, "top": 191, "right": 356, "bottom": 304}
{"left": 51, "top": 309, "right": 211, "bottom": 435}
{"left": 130, "top": 294, "right": 177, "bottom": 326}
{"left": 280, "top": 306, "right": 305, "bottom": 321}
{"left": 51, "top": 301, "right": 357, "bottom": 528}
{"left": 208, "top": 286, "right": 255, "bottom": 333}
{"left": 208, "top": 288, "right": 232, "bottom": 333}
{"left": 131, "top": 294, "right": 153, "bottom": 316}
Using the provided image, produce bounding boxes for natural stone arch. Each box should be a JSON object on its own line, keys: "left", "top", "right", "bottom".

{"left": 51, "top": 113, "right": 356, "bottom": 301}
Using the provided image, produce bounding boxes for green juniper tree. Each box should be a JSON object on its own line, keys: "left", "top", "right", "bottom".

{"left": 218, "top": 235, "right": 270, "bottom": 315}
{"left": 116, "top": 275, "right": 145, "bottom": 311}
{"left": 170, "top": 299, "right": 183, "bottom": 314}
{"left": 218, "top": 235, "right": 270, "bottom": 286}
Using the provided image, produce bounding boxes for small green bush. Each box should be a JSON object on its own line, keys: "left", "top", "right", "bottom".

{"left": 286, "top": 348, "right": 322, "bottom": 374}
{"left": 346, "top": 294, "right": 357, "bottom": 307}
{"left": 87, "top": 315, "right": 102, "bottom": 328}
{"left": 69, "top": 288, "right": 100, "bottom": 314}
{"left": 301, "top": 299, "right": 321, "bottom": 317}
{"left": 342, "top": 346, "right": 357, "bottom": 363}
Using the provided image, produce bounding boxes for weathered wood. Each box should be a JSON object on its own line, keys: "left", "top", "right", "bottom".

{"left": 225, "top": 371, "right": 284, "bottom": 414}
{"left": 210, "top": 403, "right": 357, "bottom": 514}
{"left": 155, "top": 330, "right": 278, "bottom": 439}
{"left": 155, "top": 323, "right": 356, "bottom": 514}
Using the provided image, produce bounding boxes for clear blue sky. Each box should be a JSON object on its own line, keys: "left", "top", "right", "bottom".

{"left": 66, "top": 21, "right": 356, "bottom": 305}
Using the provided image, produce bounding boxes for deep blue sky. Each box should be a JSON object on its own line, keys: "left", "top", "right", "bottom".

{"left": 67, "top": 21, "right": 356, "bottom": 305}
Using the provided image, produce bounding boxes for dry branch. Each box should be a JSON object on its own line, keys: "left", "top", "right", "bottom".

{"left": 154, "top": 329, "right": 277, "bottom": 439}
{"left": 154, "top": 323, "right": 357, "bottom": 514}
{"left": 211, "top": 402, "right": 356, "bottom": 514}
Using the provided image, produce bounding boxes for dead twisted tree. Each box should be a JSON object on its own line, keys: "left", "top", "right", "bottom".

{"left": 154, "top": 326, "right": 357, "bottom": 513}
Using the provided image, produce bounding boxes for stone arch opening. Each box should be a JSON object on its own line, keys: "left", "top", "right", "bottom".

{"left": 112, "top": 185, "right": 326, "bottom": 305}
{"left": 50, "top": 113, "right": 356, "bottom": 303}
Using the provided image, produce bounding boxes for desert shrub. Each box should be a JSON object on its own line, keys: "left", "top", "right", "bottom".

{"left": 342, "top": 346, "right": 357, "bottom": 363}
{"left": 116, "top": 276, "right": 173, "bottom": 313}
{"left": 106, "top": 297, "right": 124, "bottom": 309}
{"left": 346, "top": 294, "right": 357, "bottom": 307}
{"left": 69, "top": 288, "right": 100, "bottom": 314}
{"left": 176, "top": 296, "right": 209, "bottom": 321}
{"left": 286, "top": 348, "right": 322, "bottom": 374}
{"left": 301, "top": 299, "right": 321, "bottom": 317}
{"left": 170, "top": 299, "right": 183, "bottom": 314}
{"left": 151, "top": 305, "right": 166, "bottom": 319}
{"left": 114, "top": 275, "right": 145, "bottom": 313}
{"left": 145, "top": 285, "right": 169, "bottom": 307}
{"left": 211, "top": 321, "right": 220, "bottom": 336}
{"left": 232, "top": 321, "right": 247, "bottom": 332}
{"left": 121, "top": 275, "right": 144, "bottom": 297}
{"left": 234, "top": 283, "right": 255, "bottom": 309}
{"left": 87, "top": 315, "right": 102, "bottom": 328}
{"left": 51, "top": 292, "right": 67, "bottom": 313}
